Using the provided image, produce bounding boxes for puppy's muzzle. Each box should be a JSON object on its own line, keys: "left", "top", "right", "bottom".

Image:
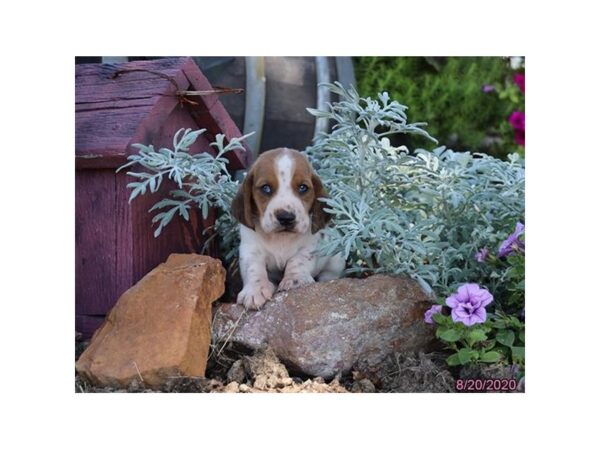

{"left": 275, "top": 210, "right": 296, "bottom": 230}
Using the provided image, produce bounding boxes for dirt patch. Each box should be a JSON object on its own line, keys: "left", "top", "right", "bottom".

{"left": 75, "top": 336, "right": 520, "bottom": 393}
{"left": 75, "top": 339, "right": 349, "bottom": 393}
{"left": 355, "top": 352, "right": 457, "bottom": 393}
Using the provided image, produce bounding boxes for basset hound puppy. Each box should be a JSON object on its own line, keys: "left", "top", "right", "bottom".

{"left": 232, "top": 148, "right": 345, "bottom": 309}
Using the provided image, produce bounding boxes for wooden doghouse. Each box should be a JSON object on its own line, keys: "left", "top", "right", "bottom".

{"left": 75, "top": 57, "right": 249, "bottom": 338}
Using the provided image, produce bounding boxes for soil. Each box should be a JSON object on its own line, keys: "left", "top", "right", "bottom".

{"left": 75, "top": 335, "right": 523, "bottom": 393}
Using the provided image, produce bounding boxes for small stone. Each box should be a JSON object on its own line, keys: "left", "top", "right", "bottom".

{"left": 76, "top": 254, "right": 226, "bottom": 388}
{"left": 280, "top": 377, "right": 293, "bottom": 386}
{"left": 253, "top": 375, "right": 268, "bottom": 390}
{"left": 351, "top": 378, "right": 377, "bottom": 393}
{"left": 227, "top": 360, "right": 246, "bottom": 384}
{"left": 239, "top": 383, "right": 250, "bottom": 393}
{"left": 223, "top": 381, "right": 239, "bottom": 393}
{"left": 128, "top": 378, "right": 142, "bottom": 392}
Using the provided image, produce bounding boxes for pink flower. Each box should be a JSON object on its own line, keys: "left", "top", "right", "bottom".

{"left": 498, "top": 222, "right": 525, "bottom": 257}
{"left": 474, "top": 247, "right": 489, "bottom": 263}
{"left": 424, "top": 305, "right": 443, "bottom": 324}
{"left": 513, "top": 73, "right": 525, "bottom": 93}
{"left": 446, "top": 284, "right": 494, "bottom": 327}
{"left": 509, "top": 111, "right": 525, "bottom": 146}
{"left": 509, "top": 111, "right": 525, "bottom": 131}
{"left": 514, "top": 129, "right": 525, "bottom": 146}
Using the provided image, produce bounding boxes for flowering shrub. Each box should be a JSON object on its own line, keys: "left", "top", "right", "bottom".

{"left": 354, "top": 57, "right": 516, "bottom": 159}
{"left": 495, "top": 59, "right": 525, "bottom": 151}
{"left": 426, "top": 224, "right": 525, "bottom": 369}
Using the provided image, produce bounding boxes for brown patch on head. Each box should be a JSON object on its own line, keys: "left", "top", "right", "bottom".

{"left": 289, "top": 152, "right": 314, "bottom": 209}
{"left": 287, "top": 150, "right": 332, "bottom": 233}
{"left": 309, "top": 170, "right": 332, "bottom": 232}
{"left": 231, "top": 149, "right": 282, "bottom": 230}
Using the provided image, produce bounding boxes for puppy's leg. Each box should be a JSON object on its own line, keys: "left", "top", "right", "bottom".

{"left": 278, "top": 251, "right": 316, "bottom": 292}
{"left": 316, "top": 253, "right": 346, "bottom": 282}
{"left": 237, "top": 253, "right": 275, "bottom": 309}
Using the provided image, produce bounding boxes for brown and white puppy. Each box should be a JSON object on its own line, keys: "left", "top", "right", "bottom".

{"left": 232, "top": 147, "right": 345, "bottom": 309}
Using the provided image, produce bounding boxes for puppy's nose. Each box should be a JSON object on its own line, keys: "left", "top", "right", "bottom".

{"left": 276, "top": 210, "right": 296, "bottom": 227}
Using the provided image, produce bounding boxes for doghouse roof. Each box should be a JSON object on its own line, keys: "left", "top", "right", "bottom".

{"left": 75, "top": 57, "right": 249, "bottom": 170}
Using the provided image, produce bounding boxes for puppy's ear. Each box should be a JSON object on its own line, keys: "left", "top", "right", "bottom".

{"left": 310, "top": 172, "right": 333, "bottom": 233}
{"left": 232, "top": 169, "right": 256, "bottom": 230}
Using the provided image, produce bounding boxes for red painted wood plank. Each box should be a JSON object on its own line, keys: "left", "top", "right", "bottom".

{"left": 75, "top": 57, "right": 190, "bottom": 84}
{"left": 75, "top": 170, "right": 118, "bottom": 316}
{"left": 76, "top": 96, "right": 156, "bottom": 113}
{"left": 76, "top": 108, "right": 148, "bottom": 155}
{"left": 76, "top": 315, "right": 106, "bottom": 339}
{"left": 76, "top": 60, "right": 189, "bottom": 156}
{"left": 76, "top": 149, "right": 127, "bottom": 170}
{"left": 115, "top": 171, "right": 133, "bottom": 302}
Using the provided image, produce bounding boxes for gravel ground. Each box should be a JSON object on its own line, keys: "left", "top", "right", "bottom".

{"left": 75, "top": 335, "right": 522, "bottom": 393}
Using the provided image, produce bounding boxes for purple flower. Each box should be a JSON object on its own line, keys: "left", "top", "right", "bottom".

{"left": 513, "top": 73, "right": 525, "bottom": 93}
{"left": 481, "top": 84, "right": 495, "bottom": 93}
{"left": 498, "top": 222, "right": 525, "bottom": 257}
{"left": 424, "top": 304, "right": 443, "bottom": 324}
{"left": 446, "top": 284, "right": 494, "bottom": 327}
{"left": 514, "top": 129, "right": 525, "bottom": 146}
{"left": 474, "top": 247, "right": 489, "bottom": 263}
{"left": 509, "top": 111, "right": 525, "bottom": 132}
{"left": 509, "top": 111, "right": 525, "bottom": 146}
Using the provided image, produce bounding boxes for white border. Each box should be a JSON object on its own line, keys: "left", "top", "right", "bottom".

{"left": 3, "top": 0, "right": 599, "bottom": 448}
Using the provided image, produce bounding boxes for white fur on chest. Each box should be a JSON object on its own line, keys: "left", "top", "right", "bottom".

{"left": 239, "top": 225, "right": 323, "bottom": 275}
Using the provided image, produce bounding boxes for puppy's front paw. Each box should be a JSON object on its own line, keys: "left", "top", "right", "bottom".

{"left": 237, "top": 280, "right": 276, "bottom": 310}
{"left": 277, "top": 273, "right": 315, "bottom": 292}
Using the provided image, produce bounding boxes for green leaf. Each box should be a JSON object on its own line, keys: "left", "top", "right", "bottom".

{"left": 437, "top": 328, "right": 462, "bottom": 342}
{"left": 518, "top": 330, "right": 525, "bottom": 344}
{"left": 480, "top": 351, "right": 501, "bottom": 363}
{"left": 467, "top": 329, "right": 487, "bottom": 343}
{"left": 491, "top": 320, "right": 507, "bottom": 329}
{"left": 482, "top": 341, "right": 496, "bottom": 351}
{"left": 179, "top": 204, "right": 190, "bottom": 221}
{"left": 511, "top": 346, "right": 525, "bottom": 363}
{"left": 432, "top": 313, "right": 448, "bottom": 325}
{"left": 306, "top": 108, "right": 333, "bottom": 118}
{"left": 496, "top": 330, "right": 515, "bottom": 347}
{"left": 457, "top": 348, "right": 472, "bottom": 364}
{"left": 446, "top": 353, "right": 462, "bottom": 366}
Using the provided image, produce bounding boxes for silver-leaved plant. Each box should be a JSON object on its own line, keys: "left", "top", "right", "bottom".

{"left": 305, "top": 82, "right": 524, "bottom": 295}
{"left": 117, "top": 128, "right": 252, "bottom": 263}
{"left": 119, "top": 82, "right": 524, "bottom": 297}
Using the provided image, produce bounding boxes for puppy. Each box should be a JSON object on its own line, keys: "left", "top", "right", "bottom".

{"left": 232, "top": 148, "right": 345, "bottom": 309}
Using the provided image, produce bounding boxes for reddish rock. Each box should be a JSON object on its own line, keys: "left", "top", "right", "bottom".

{"left": 76, "top": 254, "right": 225, "bottom": 388}
{"left": 212, "top": 274, "right": 435, "bottom": 379}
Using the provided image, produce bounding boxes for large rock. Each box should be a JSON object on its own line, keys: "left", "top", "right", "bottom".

{"left": 212, "top": 274, "right": 435, "bottom": 379}
{"left": 76, "top": 254, "right": 225, "bottom": 388}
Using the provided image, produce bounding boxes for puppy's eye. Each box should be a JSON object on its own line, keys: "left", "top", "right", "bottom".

{"left": 260, "top": 184, "right": 272, "bottom": 195}
{"left": 298, "top": 184, "right": 309, "bottom": 194}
